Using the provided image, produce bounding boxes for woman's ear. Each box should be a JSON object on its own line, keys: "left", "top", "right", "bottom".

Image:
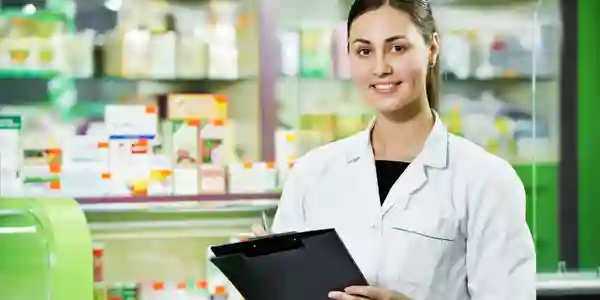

{"left": 429, "top": 32, "right": 440, "bottom": 66}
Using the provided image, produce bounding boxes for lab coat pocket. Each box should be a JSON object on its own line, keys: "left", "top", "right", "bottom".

{"left": 387, "top": 215, "right": 458, "bottom": 297}
{"left": 391, "top": 221, "right": 456, "bottom": 242}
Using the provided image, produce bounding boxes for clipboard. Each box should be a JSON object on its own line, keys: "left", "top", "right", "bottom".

{"left": 210, "top": 228, "right": 368, "bottom": 300}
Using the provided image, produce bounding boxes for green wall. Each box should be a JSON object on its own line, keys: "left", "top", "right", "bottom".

{"left": 578, "top": 0, "right": 600, "bottom": 269}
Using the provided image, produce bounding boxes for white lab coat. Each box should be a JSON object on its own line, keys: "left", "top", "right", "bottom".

{"left": 271, "top": 116, "right": 536, "bottom": 300}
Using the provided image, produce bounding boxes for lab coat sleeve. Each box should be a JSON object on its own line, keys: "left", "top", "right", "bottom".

{"left": 270, "top": 160, "right": 308, "bottom": 233}
{"left": 466, "top": 160, "right": 536, "bottom": 300}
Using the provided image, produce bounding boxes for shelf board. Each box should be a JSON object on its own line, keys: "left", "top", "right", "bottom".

{"left": 287, "top": 74, "right": 555, "bottom": 83}
{"left": 0, "top": 72, "right": 256, "bottom": 82}
{"left": 78, "top": 193, "right": 280, "bottom": 204}
{"left": 78, "top": 193, "right": 280, "bottom": 213}
{"left": 91, "top": 76, "right": 257, "bottom": 83}
{"left": 441, "top": 74, "right": 556, "bottom": 83}
{"left": 0, "top": 70, "right": 59, "bottom": 79}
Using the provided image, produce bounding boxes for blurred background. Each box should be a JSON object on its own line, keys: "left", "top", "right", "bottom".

{"left": 0, "top": 0, "right": 598, "bottom": 299}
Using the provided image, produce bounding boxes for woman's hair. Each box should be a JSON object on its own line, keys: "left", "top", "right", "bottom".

{"left": 347, "top": 0, "right": 440, "bottom": 110}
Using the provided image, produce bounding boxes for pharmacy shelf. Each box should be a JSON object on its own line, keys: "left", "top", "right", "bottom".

{"left": 289, "top": 74, "right": 555, "bottom": 83}
{"left": 88, "top": 218, "right": 259, "bottom": 240}
{"left": 85, "top": 75, "right": 258, "bottom": 83}
{"left": 0, "top": 72, "right": 256, "bottom": 82}
{"left": 78, "top": 193, "right": 280, "bottom": 213}
{"left": 441, "top": 74, "right": 556, "bottom": 83}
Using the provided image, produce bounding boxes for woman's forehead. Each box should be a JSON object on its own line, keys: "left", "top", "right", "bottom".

{"left": 348, "top": 6, "right": 421, "bottom": 42}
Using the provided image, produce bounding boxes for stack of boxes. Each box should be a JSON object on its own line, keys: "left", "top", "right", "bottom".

{"left": 168, "top": 94, "right": 228, "bottom": 195}
{"left": 0, "top": 93, "right": 302, "bottom": 197}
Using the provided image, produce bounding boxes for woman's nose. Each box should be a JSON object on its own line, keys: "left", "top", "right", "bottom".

{"left": 372, "top": 56, "right": 392, "bottom": 77}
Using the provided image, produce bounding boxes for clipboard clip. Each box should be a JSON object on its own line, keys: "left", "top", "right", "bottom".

{"left": 212, "top": 231, "right": 305, "bottom": 258}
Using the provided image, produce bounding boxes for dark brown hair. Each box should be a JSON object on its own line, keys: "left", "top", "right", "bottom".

{"left": 347, "top": 0, "right": 440, "bottom": 110}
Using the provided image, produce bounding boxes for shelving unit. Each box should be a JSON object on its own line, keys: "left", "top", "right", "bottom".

{"left": 1, "top": 0, "right": 594, "bottom": 299}
{"left": 0, "top": 1, "right": 282, "bottom": 299}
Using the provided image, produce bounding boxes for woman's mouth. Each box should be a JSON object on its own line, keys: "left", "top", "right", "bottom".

{"left": 370, "top": 82, "right": 402, "bottom": 94}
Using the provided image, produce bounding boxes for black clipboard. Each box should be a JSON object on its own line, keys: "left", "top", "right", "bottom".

{"left": 210, "top": 228, "right": 368, "bottom": 300}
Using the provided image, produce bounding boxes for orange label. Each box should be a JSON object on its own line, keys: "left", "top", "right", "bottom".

{"left": 152, "top": 282, "right": 165, "bottom": 291}
{"left": 145, "top": 105, "right": 157, "bottom": 114}
{"left": 185, "top": 119, "right": 201, "bottom": 126}
{"left": 10, "top": 51, "right": 28, "bottom": 64}
{"left": 50, "top": 181, "right": 61, "bottom": 190}
{"left": 49, "top": 164, "right": 61, "bottom": 173}
{"left": 212, "top": 119, "right": 225, "bottom": 126}
{"left": 197, "top": 280, "right": 208, "bottom": 289}
{"left": 47, "top": 148, "right": 62, "bottom": 154}
{"left": 97, "top": 142, "right": 109, "bottom": 149}
{"left": 214, "top": 94, "right": 227, "bottom": 103}
{"left": 101, "top": 173, "right": 111, "bottom": 180}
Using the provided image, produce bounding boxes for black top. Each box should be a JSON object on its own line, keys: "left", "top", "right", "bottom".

{"left": 375, "top": 160, "right": 410, "bottom": 205}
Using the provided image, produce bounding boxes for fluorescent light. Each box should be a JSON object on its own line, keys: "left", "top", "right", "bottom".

{"left": 22, "top": 4, "right": 36, "bottom": 14}
{"left": 104, "top": 0, "right": 122, "bottom": 11}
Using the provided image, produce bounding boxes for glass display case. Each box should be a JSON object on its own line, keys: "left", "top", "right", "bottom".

{"left": 276, "top": 0, "right": 600, "bottom": 296}
{"left": 275, "top": 0, "right": 561, "bottom": 271}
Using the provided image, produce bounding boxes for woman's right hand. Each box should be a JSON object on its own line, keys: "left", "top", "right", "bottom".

{"left": 251, "top": 223, "right": 269, "bottom": 237}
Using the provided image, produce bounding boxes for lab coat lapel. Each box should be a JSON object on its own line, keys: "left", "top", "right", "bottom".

{"left": 344, "top": 129, "right": 382, "bottom": 218}
{"left": 381, "top": 113, "right": 450, "bottom": 216}
{"left": 380, "top": 160, "right": 427, "bottom": 215}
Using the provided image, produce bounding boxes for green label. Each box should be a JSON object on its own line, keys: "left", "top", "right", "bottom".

{"left": 0, "top": 116, "right": 22, "bottom": 130}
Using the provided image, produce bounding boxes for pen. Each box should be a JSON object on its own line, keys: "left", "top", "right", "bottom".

{"left": 261, "top": 211, "right": 270, "bottom": 234}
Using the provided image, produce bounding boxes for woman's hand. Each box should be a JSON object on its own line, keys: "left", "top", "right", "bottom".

{"left": 250, "top": 223, "right": 269, "bottom": 237}
{"left": 328, "top": 286, "right": 412, "bottom": 300}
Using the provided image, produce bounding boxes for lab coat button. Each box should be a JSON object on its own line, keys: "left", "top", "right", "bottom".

{"left": 369, "top": 223, "right": 376, "bottom": 228}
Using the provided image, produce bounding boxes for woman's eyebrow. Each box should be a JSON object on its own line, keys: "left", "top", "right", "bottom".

{"left": 351, "top": 35, "right": 407, "bottom": 45}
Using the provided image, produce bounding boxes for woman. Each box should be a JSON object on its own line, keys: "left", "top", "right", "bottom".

{"left": 254, "top": 0, "right": 536, "bottom": 299}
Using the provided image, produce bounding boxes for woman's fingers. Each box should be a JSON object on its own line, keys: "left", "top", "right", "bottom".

{"left": 328, "top": 291, "right": 369, "bottom": 299}
{"left": 251, "top": 223, "right": 268, "bottom": 236}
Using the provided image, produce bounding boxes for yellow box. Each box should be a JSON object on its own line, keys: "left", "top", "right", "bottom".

{"left": 167, "top": 94, "right": 227, "bottom": 121}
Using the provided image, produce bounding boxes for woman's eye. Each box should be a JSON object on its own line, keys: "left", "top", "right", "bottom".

{"left": 391, "top": 45, "right": 406, "bottom": 52}
{"left": 357, "top": 49, "right": 371, "bottom": 56}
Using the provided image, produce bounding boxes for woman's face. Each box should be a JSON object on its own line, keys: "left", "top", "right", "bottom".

{"left": 348, "top": 6, "right": 437, "bottom": 113}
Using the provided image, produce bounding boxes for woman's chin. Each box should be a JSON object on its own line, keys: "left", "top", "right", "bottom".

{"left": 368, "top": 97, "right": 410, "bottom": 112}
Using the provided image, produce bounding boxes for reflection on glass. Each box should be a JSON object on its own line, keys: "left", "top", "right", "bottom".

{"left": 531, "top": 0, "right": 562, "bottom": 274}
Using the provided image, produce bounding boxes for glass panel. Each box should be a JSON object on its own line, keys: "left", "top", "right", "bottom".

{"left": 0, "top": 209, "right": 51, "bottom": 299}
{"left": 277, "top": 0, "right": 371, "bottom": 156}
{"left": 531, "top": 0, "right": 562, "bottom": 275}
{"left": 275, "top": 0, "right": 562, "bottom": 275}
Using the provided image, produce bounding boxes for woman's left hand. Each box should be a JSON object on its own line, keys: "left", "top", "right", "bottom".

{"left": 328, "top": 286, "right": 412, "bottom": 300}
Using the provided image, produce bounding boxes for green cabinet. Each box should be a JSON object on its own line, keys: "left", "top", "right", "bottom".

{"left": 0, "top": 198, "right": 94, "bottom": 300}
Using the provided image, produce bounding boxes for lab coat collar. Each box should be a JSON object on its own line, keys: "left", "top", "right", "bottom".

{"left": 346, "top": 110, "right": 449, "bottom": 169}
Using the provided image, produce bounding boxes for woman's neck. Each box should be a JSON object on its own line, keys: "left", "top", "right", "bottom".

{"left": 371, "top": 104, "right": 435, "bottom": 162}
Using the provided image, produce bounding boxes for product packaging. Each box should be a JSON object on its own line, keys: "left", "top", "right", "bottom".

{"left": 300, "top": 28, "right": 333, "bottom": 78}
{"left": 0, "top": 115, "right": 22, "bottom": 195}
{"left": 228, "top": 161, "right": 277, "bottom": 193}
